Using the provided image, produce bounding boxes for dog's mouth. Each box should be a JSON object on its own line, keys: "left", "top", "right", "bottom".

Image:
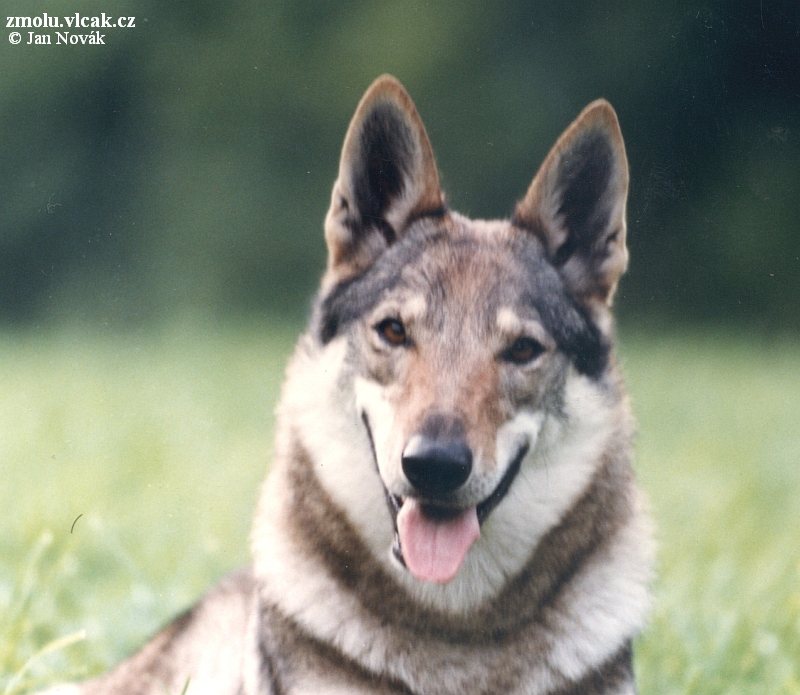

{"left": 361, "top": 413, "right": 528, "bottom": 585}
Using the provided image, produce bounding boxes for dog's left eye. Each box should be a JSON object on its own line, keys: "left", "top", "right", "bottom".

{"left": 376, "top": 318, "right": 407, "bottom": 346}
{"left": 502, "top": 336, "right": 546, "bottom": 365}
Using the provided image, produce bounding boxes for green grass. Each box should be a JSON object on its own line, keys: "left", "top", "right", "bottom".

{"left": 1, "top": 323, "right": 799, "bottom": 694}
{"left": 620, "top": 333, "right": 800, "bottom": 694}
{"left": 0, "top": 322, "right": 297, "bottom": 692}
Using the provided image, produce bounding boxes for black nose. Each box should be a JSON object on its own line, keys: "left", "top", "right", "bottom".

{"left": 402, "top": 437, "right": 472, "bottom": 496}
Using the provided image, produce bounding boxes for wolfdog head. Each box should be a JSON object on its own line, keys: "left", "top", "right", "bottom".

{"left": 269, "top": 76, "right": 630, "bottom": 596}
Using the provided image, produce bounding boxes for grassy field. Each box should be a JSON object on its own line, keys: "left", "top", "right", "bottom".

{"left": 1, "top": 323, "right": 798, "bottom": 694}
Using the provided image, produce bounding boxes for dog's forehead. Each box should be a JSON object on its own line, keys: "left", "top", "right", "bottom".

{"left": 405, "top": 219, "right": 521, "bottom": 281}
{"left": 391, "top": 218, "right": 554, "bottom": 319}
{"left": 319, "top": 218, "right": 557, "bottom": 336}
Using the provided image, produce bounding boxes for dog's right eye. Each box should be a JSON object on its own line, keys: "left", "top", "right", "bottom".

{"left": 376, "top": 318, "right": 407, "bottom": 346}
{"left": 501, "top": 336, "right": 546, "bottom": 365}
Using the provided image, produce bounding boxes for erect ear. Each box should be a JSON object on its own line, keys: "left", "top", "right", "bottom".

{"left": 513, "top": 100, "right": 629, "bottom": 307}
{"left": 322, "top": 75, "right": 445, "bottom": 288}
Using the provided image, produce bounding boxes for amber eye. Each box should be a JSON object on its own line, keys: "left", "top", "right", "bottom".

{"left": 502, "top": 336, "right": 545, "bottom": 365}
{"left": 376, "top": 318, "right": 407, "bottom": 346}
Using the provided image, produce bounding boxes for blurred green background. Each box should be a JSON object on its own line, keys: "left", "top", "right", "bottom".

{"left": 1, "top": 0, "right": 798, "bottom": 328}
{"left": 2, "top": 1, "right": 799, "bottom": 693}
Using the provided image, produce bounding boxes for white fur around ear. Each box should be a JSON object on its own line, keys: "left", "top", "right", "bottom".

{"left": 322, "top": 75, "right": 445, "bottom": 290}
{"left": 514, "top": 100, "right": 629, "bottom": 306}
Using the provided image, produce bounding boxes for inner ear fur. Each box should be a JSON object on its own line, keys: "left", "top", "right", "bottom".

{"left": 323, "top": 75, "right": 445, "bottom": 289}
{"left": 513, "top": 100, "right": 629, "bottom": 306}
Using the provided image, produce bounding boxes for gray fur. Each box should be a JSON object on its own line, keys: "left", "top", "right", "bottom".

{"left": 44, "top": 76, "right": 652, "bottom": 695}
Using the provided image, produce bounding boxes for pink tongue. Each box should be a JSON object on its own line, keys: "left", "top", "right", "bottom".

{"left": 396, "top": 499, "right": 480, "bottom": 584}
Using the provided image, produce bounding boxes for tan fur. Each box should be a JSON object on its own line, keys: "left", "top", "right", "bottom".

{"left": 43, "top": 76, "right": 653, "bottom": 695}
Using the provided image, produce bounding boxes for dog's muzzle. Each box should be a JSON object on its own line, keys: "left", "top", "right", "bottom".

{"left": 361, "top": 412, "right": 529, "bottom": 585}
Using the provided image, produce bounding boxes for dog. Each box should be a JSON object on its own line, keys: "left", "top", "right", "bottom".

{"left": 47, "top": 75, "right": 653, "bottom": 695}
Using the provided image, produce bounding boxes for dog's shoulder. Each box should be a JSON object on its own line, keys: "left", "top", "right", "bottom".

{"left": 72, "top": 568, "right": 256, "bottom": 695}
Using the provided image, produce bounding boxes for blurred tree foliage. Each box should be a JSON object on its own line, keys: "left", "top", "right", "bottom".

{"left": 1, "top": 0, "right": 798, "bottom": 329}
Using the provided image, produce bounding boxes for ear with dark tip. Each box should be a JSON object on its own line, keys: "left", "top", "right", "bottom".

{"left": 513, "top": 100, "right": 629, "bottom": 306}
{"left": 322, "top": 75, "right": 445, "bottom": 289}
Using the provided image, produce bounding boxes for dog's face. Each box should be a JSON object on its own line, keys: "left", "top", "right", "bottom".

{"left": 315, "top": 76, "right": 629, "bottom": 585}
